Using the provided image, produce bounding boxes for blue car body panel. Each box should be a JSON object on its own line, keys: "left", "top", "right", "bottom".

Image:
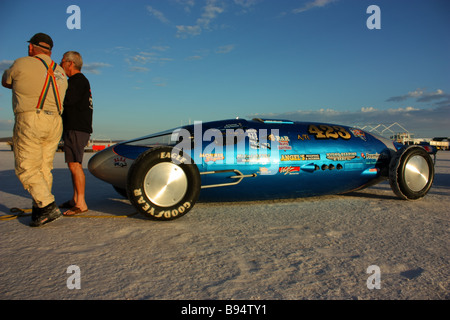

{"left": 89, "top": 118, "right": 400, "bottom": 202}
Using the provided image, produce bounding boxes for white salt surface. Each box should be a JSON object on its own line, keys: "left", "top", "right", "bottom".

{"left": 0, "top": 142, "right": 448, "bottom": 300}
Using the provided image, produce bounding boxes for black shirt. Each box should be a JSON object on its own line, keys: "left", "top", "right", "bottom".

{"left": 62, "top": 73, "right": 93, "bottom": 133}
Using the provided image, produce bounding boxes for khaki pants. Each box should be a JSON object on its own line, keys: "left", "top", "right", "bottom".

{"left": 13, "top": 111, "right": 62, "bottom": 208}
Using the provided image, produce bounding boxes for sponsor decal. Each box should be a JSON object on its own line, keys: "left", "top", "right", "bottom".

{"left": 200, "top": 153, "right": 225, "bottom": 162}
{"left": 259, "top": 167, "right": 278, "bottom": 175}
{"left": 350, "top": 128, "right": 367, "bottom": 141}
{"left": 361, "top": 152, "right": 388, "bottom": 163}
{"left": 237, "top": 154, "right": 271, "bottom": 163}
{"left": 114, "top": 157, "right": 127, "bottom": 167}
{"left": 247, "top": 129, "right": 270, "bottom": 150}
{"left": 279, "top": 166, "right": 301, "bottom": 175}
{"left": 268, "top": 134, "right": 292, "bottom": 150}
{"left": 268, "top": 134, "right": 290, "bottom": 142}
{"left": 223, "top": 123, "right": 243, "bottom": 129}
{"left": 365, "top": 152, "right": 388, "bottom": 160}
{"left": 361, "top": 152, "right": 379, "bottom": 160}
{"left": 278, "top": 141, "right": 292, "bottom": 150}
{"left": 280, "top": 154, "right": 320, "bottom": 161}
{"left": 326, "top": 152, "right": 358, "bottom": 161}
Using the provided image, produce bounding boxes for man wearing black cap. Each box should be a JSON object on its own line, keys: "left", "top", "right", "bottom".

{"left": 2, "top": 33, "right": 68, "bottom": 227}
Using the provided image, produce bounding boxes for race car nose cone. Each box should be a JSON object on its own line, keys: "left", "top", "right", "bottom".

{"left": 87, "top": 148, "right": 110, "bottom": 179}
{"left": 88, "top": 147, "right": 129, "bottom": 189}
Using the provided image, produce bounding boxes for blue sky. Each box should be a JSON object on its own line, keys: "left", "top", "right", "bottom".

{"left": 1, "top": 0, "right": 449, "bottom": 139}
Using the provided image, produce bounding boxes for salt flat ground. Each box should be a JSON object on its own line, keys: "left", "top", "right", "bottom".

{"left": 0, "top": 143, "right": 448, "bottom": 300}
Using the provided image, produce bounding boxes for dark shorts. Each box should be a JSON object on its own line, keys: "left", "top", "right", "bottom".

{"left": 63, "top": 130, "right": 90, "bottom": 163}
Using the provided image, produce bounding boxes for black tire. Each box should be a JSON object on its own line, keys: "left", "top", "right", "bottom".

{"left": 126, "top": 146, "right": 201, "bottom": 220}
{"left": 389, "top": 146, "right": 434, "bottom": 200}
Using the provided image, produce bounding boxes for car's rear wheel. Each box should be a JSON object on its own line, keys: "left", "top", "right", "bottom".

{"left": 389, "top": 146, "right": 434, "bottom": 200}
{"left": 127, "top": 146, "right": 200, "bottom": 220}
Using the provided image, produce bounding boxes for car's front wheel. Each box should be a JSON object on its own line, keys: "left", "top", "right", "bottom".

{"left": 389, "top": 146, "right": 435, "bottom": 200}
{"left": 127, "top": 146, "right": 201, "bottom": 220}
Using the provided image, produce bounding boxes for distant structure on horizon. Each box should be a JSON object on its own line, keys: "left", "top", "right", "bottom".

{"left": 355, "top": 122, "right": 449, "bottom": 150}
{"left": 356, "top": 122, "right": 409, "bottom": 138}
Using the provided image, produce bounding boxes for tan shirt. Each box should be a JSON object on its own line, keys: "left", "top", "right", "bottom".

{"left": 3, "top": 54, "right": 68, "bottom": 114}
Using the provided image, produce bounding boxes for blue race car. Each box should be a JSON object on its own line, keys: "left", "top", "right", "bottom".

{"left": 88, "top": 118, "right": 435, "bottom": 221}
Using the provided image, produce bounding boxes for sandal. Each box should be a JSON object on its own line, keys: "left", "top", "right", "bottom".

{"left": 63, "top": 207, "right": 88, "bottom": 216}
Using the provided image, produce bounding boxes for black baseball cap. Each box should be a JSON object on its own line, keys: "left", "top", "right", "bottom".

{"left": 27, "top": 33, "right": 53, "bottom": 50}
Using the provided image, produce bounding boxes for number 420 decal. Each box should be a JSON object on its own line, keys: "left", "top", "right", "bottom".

{"left": 308, "top": 124, "right": 352, "bottom": 140}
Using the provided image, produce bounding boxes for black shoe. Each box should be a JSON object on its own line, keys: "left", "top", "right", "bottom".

{"left": 30, "top": 202, "right": 62, "bottom": 227}
{"left": 31, "top": 205, "right": 39, "bottom": 221}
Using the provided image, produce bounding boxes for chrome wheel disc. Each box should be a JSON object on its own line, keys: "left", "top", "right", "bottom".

{"left": 404, "top": 155, "right": 430, "bottom": 192}
{"left": 144, "top": 163, "right": 188, "bottom": 207}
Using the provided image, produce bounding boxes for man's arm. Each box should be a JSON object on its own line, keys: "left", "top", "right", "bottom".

{"left": 2, "top": 71, "right": 12, "bottom": 89}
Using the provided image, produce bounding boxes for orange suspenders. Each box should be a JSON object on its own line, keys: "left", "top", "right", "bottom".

{"left": 34, "top": 56, "right": 62, "bottom": 114}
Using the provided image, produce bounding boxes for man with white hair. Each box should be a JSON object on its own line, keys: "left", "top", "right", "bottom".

{"left": 59, "top": 51, "right": 93, "bottom": 216}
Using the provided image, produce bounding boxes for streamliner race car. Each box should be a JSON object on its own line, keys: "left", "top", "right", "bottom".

{"left": 88, "top": 118, "right": 435, "bottom": 221}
